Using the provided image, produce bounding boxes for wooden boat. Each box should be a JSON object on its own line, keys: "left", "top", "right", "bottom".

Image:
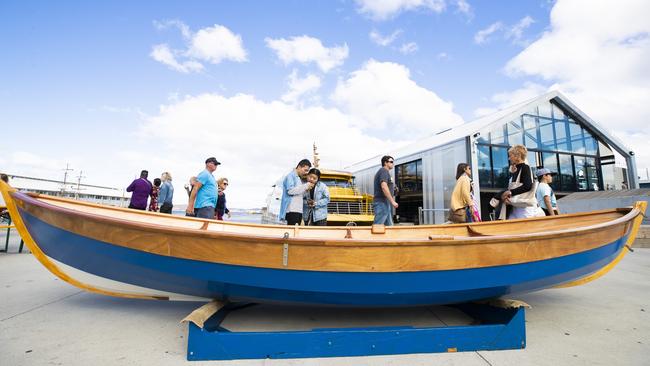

{"left": 1, "top": 180, "right": 646, "bottom": 306}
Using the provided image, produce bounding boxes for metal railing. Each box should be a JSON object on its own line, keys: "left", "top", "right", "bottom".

{"left": 327, "top": 201, "right": 374, "bottom": 215}
{"left": 417, "top": 207, "right": 450, "bottom": 225}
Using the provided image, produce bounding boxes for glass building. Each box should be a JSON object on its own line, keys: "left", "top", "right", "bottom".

{"left": 348, "top": 91, "right": 638, "bottom": 224}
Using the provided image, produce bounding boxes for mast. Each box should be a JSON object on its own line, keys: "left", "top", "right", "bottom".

{"left": 61, "top": 163, "right": 73, "bottom": 195}
{"left": 313, "top": 142, "right": 320, "bottom": 168}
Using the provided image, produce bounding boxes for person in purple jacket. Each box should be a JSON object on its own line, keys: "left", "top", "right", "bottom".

{"left": 126, "top": 170, "right": 152, "bottom": 210}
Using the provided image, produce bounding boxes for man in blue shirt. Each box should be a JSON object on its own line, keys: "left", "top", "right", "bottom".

{"left": 186, "top": 157, "right": 220, "bottom": 219}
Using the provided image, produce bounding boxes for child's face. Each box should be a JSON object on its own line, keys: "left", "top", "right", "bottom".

{"left": 219, "top": 181, "right": 228, "bottom": 190}
{"left": 307, "top": 174, "right": 318, "bottom": 184}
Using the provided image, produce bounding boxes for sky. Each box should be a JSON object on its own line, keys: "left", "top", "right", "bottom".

{"left": 1, "top": 0, "right": 649, "bottom": 208}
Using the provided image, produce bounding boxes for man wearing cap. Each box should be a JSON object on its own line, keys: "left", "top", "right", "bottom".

{"left": 535, "top": 168, "right": 560, "bottom": 216}
{"left": 186, "top": 157, "right": 220, "bottom": 219}
{"left": 126, "top": 170, "right": 152, "bottom": 210}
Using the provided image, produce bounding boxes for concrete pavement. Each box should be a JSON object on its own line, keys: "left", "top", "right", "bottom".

{"left": 1, "top": 232, "right": 649, "bottom": 365}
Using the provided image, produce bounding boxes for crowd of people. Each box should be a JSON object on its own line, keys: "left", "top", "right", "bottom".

{"left": 127, "top": 157, "right": 230, "bottom": 221}
{"left": 449, "top": 144, "right": 560, "bottom": 224}
{"left": 127, "top": 146, "right": 561, "bottom": 225}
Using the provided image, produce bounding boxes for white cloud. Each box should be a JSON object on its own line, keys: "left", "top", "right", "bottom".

{"left": 331, "top": 60, "right": 464, "bottom": 139}
{"left": 454, "top": 0, "right": 473, "bottom": 21}
{"left": 437, "top": 52, "right": 450, "bottom": 60}
{"left": 485, "top": 0, "right": 650, "bottom": 171}
{"left": 399, "top": 42, "right": 419, "bottom": 54}
{"left": 153, "top": 19, "right": 191, "bottom": 39}
{"left": 505, "top": 16, "right": 535, "bottom": 45}
{"left": 474, "top": 22, "right": 503, "bottom": 44}
{"left": 369, "top": 29, "right": 403, "bottom": 46}
{"left": 150, "top": 44, "right": 204, "bottom": 73}
{"left": 355, "top": 0, "right": 446, "bottom": 21}
{"left": 151, "top": 21, "right": 247, "bottom": 73}
{"left": 455, "top": 0, "right": 471, "bottom": 14}
{"left": 281, "top": 70, "right": 322, "bottom": 104}
{"left": 186, "top": 25, "right": 248, "bottom": 64}
{"left": 138, "top": 93, "right": 396, "bottom": 208}
{"left": 474, "top": 16, "right": 535, "bottom": 46}
{"left": 265, "top": 35, "right": 349, "bottom": 73}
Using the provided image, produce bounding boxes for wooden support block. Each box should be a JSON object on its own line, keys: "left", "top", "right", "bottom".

{"left": 371, "top": 225, "right": 386, "bottom": 234}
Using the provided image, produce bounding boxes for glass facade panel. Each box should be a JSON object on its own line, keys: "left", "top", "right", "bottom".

{"left": 586, "top": 157, "right": 599, "bottom": 191}
{"left": 395, "top": 159, "right": 423, "bottom": 223}
{"left": 397, "top": 161, "right": 418, "bottom": 194}
{"left": 527, "top": 151, "right": 538, "bottom": 176}
{"left": 555, "top": 119, "right": 568, "bottom": 151}
{"left": 477, "top": 144, "right": 492, "bottom": 188}
{"left": 539, "top": 118, "right": 555, "bottom": 150}
{"left": 543, "top": 152, "right": 560, "bottom": 191}
{"left": 574, "top": 156, "right": 588, "bottom": 191}
{"left": 506, "top": 119, "right": 523, "bottom": 145}
{"left": 523, "top": 115, "right": 538, "bottom": 148}
{"left": 491, "top": 124, "right": 505, "bottom": 145}
{"left": 569, "top": 122, "right": 585, "bottom": 154}
{"left": 552, "top": 103, "right": 566, "bottom": 120}
{"left": 416, "top": 160, "right": 423, "bottom": 191}
{"left": 538, "top": 102, "right": 553, "bottom": 118}
{"left": 492, "top": 146, "right": 510, "bottom": 189}
{"left": 559, "top": 154, "right": 575, "bottom": 191}
{"left": 584, "top": 131, "right": 598, "bottom": 155}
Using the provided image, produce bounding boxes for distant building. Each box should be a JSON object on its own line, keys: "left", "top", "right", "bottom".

{"left": 5, "top": 174, "right": 129, "bottom": 207}
{"left": 347, "top": 91, "right": 638, "bottom": 224}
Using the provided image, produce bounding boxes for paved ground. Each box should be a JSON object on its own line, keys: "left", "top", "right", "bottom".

{"left": 1, "top": 231, "right": 649, "bottom": 365}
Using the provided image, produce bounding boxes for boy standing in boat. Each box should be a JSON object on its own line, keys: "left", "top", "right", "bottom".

{"left": 536, "top": 168, "right": 560, "bottom": 216}
{"left": 186, "top": 157, "right": 220, "bottom": 219}
{"left": 373, "top": 155, "right": 398, "bottom": 226}
{"left": 279, "top": 159, "right": 313, "bottom": 225}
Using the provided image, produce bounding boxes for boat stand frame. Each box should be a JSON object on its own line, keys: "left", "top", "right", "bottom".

{"left": 186, "top": 302, "right": 526, "bottom": 361}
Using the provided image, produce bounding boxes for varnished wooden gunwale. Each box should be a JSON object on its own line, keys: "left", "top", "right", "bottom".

{"left": 12, "top": 191, "right": 638, "bottom": 272}
{"left": 22, "top": 191, "right": 632, "bottom": 242}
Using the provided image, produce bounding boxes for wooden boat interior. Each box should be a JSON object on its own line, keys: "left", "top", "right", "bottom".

{"left": 23, "top": 192, "right": 632, "bottom": 241}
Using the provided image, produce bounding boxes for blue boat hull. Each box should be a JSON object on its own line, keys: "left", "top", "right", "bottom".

{"left": 19, "top": 207, "right": 628, "bottom": 306}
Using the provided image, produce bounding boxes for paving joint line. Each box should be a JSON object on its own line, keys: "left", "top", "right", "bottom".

{"left": 476, "top": 351, "right": 494, "bottom": 366}
{"left": 1, "top": 290, "right": 83, "bottom": 322}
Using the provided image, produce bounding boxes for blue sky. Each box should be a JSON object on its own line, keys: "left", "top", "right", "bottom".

{"left": 1, "top": 0, "right": 649, "bottom": 208}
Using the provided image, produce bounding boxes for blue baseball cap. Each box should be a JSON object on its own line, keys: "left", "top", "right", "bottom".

{"left": 536, "top": 168, "right": 557, "bottom": 177}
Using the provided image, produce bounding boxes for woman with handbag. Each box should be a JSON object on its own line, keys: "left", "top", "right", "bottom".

{"left": 499, "top": 144, "right": 545, "bottom": 219}
{"left": 449, "top": 163, "right": 476, "bottom": 223}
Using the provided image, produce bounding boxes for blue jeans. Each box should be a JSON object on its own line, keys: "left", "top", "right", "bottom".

{"left": 196, "top": 206, "right": 215, "bottom": 219}
{"left": 373, "top": 200, "right": 393, "bottom": 226}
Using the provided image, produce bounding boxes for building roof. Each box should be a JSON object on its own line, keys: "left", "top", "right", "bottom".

{"left": 346, "top": 90, "right": 633, "bottom": 172}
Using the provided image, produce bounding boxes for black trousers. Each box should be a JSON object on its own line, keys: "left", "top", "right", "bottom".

{"left": 159, "top": 202, "right": 173, "bottom": 214}
{"left": 285, "top": 212, "right": 302, "bottom": 225}
{"left": 542, "top": 208, "right": 559, "bottom": 216}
